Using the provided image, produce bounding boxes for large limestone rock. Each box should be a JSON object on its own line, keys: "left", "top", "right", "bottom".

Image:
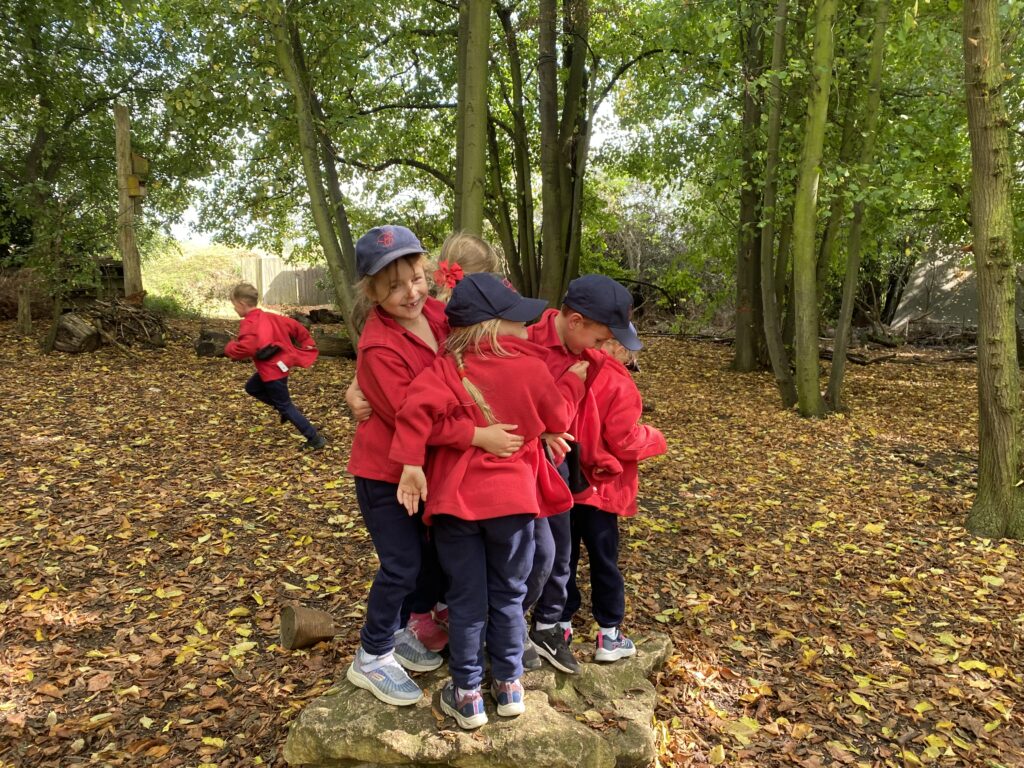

{"left": 283, "top": 634, "right": 673, "bottom": 768}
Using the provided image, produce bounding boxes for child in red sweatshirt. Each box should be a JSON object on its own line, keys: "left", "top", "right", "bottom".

{"left": 390, "top": 273, "right": 588, "bottom": 730}
{"left": 344, "top": 226, "right": 522, "bottom": 709}
{"left": 562, "top": 336, "right": 666, "bottom": 661}
{"left": 224, "top": 282, "right": 324, "bottom": 450}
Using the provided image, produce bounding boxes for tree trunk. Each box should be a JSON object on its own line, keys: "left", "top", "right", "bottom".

{"left": 792, "top": 0, "right": 837, "bottom": 417}
{"left": 537, "top": 0, "right": 563, "bottom": 302}
{"left": 271, "top": 9, "right": 360, "bottom": 343}
{"left": 114, "top": 104, "right": 144, "bottom": 300}
{"left": 16, "top": 282, "right": 32, "bottom": 335}
{"left": 455, "top": 0, "right": 490, "bottom": 234}
{"left": 827, "top": 0, "right": 889, "bottom": 410}
{"left": 733, "top": 0, "right": 766, "bottom": 373}
{"left": 963, "top": 0, "right": 1023, "bottom": 538}
{"left": 759, "top": 0, "right": 797, "bottom": 407}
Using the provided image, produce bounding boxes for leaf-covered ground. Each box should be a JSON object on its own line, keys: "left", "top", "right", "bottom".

{"left": 1, "top": 318, "right": 1021, "bottom": 767}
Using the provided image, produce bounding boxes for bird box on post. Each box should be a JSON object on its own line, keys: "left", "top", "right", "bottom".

{"left": 131, "top": 152, "right": 149, "bottom": 177}
{"left": 126, "top": 175, "right": 147, "bottom": 198}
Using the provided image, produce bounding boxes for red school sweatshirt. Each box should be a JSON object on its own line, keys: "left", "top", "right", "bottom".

{"left": 224, "top": 308, "right": 318, "bottom": 382}
{"left": 346, "top": 298, "right": 475, "bottom": 483}
{"left": 389, "top": 336, "right": 584, "bottom": 524}
{"left": 578, "top": 355, "right": 667, "bottom": 516}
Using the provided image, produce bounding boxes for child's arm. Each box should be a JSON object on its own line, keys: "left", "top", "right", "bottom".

{"left": 224, "top": 316, "right": 258, "bottom": 360}
{"left": 287, "top": 317, "right": 316, "bottom": 350}
{"left": 598, "top": 373, "right": 667, "bottom": 463}
{"left": 346, "top": 379, "right": 373, "bottom": 422}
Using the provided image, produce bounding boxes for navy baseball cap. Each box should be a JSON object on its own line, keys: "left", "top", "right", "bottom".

{"left": 563, "top": 274, "right": 642, "bottom": 350}
{"left": 356, "top": 225, "right": 426, "bottom": 278}
{"left": 446, "top": 273, "right": 548, "bottom": 327}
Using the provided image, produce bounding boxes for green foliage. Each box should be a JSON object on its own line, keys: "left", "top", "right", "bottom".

{"left": 142, "top": 237, "right": 241, "bottom": 317}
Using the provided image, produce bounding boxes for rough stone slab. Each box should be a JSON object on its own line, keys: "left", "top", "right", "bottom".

{"left": 283, "top": 634, "right": 673, "bottom": 768}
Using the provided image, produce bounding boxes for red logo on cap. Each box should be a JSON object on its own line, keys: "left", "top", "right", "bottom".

{"left": 377, "top": 231, "right": 394, "bottom": 247}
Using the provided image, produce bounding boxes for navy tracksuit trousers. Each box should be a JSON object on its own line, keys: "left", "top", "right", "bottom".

{"left": 245, "top": 373, "right": 318, "bottom": 441}
{"left": 355, "top": 477, "right": 444, "bottom": 655}
{"left": 561, "top": 503, "right": 625, "bottom": 628}
{"left": 434, "top": 514, "right": 535, "bottom": 688}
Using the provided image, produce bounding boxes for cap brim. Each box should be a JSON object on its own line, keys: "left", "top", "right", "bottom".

{"left": 365, "top": 246, "right": 426, "bottom": 276}
{"left": 611, "top": 323, "right": 642, "bottom": 351}
{"left": 500, "top": 296, "right": 549, "bottom": 322}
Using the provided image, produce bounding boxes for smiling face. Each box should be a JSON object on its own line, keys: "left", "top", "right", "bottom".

{"left": 367, "top": 256, "right": 428, "bottom": 326}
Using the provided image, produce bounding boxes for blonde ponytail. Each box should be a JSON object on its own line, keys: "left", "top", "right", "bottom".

{"left": 445, "top": 319, "right": 515, "bottom": 424}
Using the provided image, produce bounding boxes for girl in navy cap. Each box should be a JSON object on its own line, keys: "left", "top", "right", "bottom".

{"left": 389, "top": 273, "right": 588, "bottom": 729}
{"left": 345, "top": 227, "right": 524, "bottom": 708}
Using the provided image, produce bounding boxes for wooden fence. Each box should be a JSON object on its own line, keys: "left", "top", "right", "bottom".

{"left": 239, "top": 255, "right": 335, "bottom": 306}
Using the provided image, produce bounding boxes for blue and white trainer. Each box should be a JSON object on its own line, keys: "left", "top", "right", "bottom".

{"left": 393, "top": 627, "right": 443, "bottom": 672}
{"left": 346, "top": 650, "right": 422, "bottom": 706}
{"left": 490, "top": 678, "right": 526, "bottom": 717}
{"left": 440, "top": 681, "right": 488, "bottom": 729}
{"left": 595, "top": 630, "right": 636, "bottom": 662}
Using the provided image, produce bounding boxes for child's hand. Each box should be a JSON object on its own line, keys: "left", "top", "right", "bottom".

{"left": 569, "top": 360, "right": 589, "bottom": 381}
{"left": 397, "top": 465, "right": 427, "bottom": 516}
{"left": 542, "top": 432, "right": 574, "bottom": 461}
{"left": 346, "top": 379, "right": 372, "bottom": 422}
{"left": 473, "top": 423, "right": 524, "bottom": 457}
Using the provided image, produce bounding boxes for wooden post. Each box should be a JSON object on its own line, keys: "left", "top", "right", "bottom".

{"left": 114, "top": 104, "right": 144, "bottom": 300}
{"left": 16, "top": 282, "right": 32, "bottom": 334}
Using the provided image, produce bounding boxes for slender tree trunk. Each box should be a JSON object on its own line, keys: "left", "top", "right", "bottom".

{"left": 271, "top": 8, "right": 359, "bottom": 342}
{"left": 114, "top": 104, "right": 144, "bottom": 299}
{"left": 733, "top": 0, "right": 766, "bottom": 372}
{"left": 760, "top": 0, "right": 797, "bottom": 407}
{"left": 497, "top": 7, "right": 537, "bottom": 295}
{"left": 963, "top": 0, "right": 1023, "bottom": 538}
{"left": 455, "top": 0, "right": 490, "bottom": 234}
{"left": 827, "top": 0, "right": 889, "bottom": 409}
{"left": 792, "top": 0, "right": 837, "bottom": 417}
{"left": 537, "top": 0, "right": 564, "bottom": 302}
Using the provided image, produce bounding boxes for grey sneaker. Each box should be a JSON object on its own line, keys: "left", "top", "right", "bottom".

{"left": 346, "top": 650, "right": 422, "bottom": 706}
{"left": 394, "top": 627, "right": 443, "bottom": 672}
{"left": 522, "top": 639, "right": 543, "bottom": 671}
{"left": 440, "top": 680, "right": 488, "bottom": 729}
{"left": 595, "top": 630, "right": 636, "bottom": 662}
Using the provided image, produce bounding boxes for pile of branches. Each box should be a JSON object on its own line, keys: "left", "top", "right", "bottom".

{"left": 54, "top": 299, "right": 167, "bottom": 354}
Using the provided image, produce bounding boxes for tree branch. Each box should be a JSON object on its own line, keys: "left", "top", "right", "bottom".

{"left": 355, "top": 101, "right": 455, "bottom": 116}
{"left": 337, "top": 156, "right": 455, "bottom": 190}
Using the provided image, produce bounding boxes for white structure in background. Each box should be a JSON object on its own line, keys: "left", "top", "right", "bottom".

{"left": 892, "top": 247, "right": 1024, "bottom": 334}
{"left": 238, "top": 253, "right": 335, "bottom": 306}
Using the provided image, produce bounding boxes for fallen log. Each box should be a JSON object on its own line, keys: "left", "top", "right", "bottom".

{"left": 195, "top": 329, "right": 232, "bottom": 357}
{"left": 308, "top": 308, "right": 344, "bottom": 325}
{"left": 53, "top": 312, "right": 100, "bottom": 353}
{"left": 312, "top": 330, "right": 355, "bottom": 359}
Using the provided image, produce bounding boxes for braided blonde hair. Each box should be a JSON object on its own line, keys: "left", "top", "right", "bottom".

{"left": 444, "top": 320, "right": 514, "bottom": 424}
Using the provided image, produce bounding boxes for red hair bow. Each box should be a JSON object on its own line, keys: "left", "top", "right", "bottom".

{"left": 433, "top": 260, "right": 465, "bottom": 289}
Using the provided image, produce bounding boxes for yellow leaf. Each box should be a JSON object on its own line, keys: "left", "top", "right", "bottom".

{"left": 194, "top": 620, "right": 208, "bottom": 635}
{"left": 227, "top": 607, "right": 250, "bottom": 618}
{"left": 958, "top": 660, "right": 989, "bottom": 671}
{"left": 28, "top": 587, "right": 49, "bottom": 600}
{"left": 140, "top": 716, "right": 154, "bottom": 729}
{"left": 862, "top": 523, "right": 885, "bottom": 534}
{"left": 116, "top": 685, "right": 141, "bottom": 697}
{"left": 913, "top": 701, "right": 934, "bottom": 714}
{"left": 243, "top": 496, "right": 257, "bottom": 503}
{"left": 791, "top": 723, "right": 814, "bottom": 740}
{"left": 849, "top": 692, "right": 873, "bottom": 710}
{"left": 983, "top": 720, "right": 1001, "bottom": 733}
{"left": 281, "top": 582, "right": 302, "bottom": 591}
{"left": 981, "top": 575, "right": 1004, "bottom": 587}
{"left": 201, "top": 736, "right": 226, "bottom": 748}
{"left": 229, "top": 641, "right": 257, "bottom": 657}
{"left": 197, "top": 533, "right": 212, "bottom": 544}
{"left": 252, "top": 592, "right": 264, "bottom": 606}
{"left": 708, "top": 744, "right": 725, "bottom": 765}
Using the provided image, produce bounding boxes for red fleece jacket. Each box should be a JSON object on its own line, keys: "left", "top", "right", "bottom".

{"left": 578, "top": 356, "right": 666, "bottom": 516}
{"left": 224, "top": 308, "right": 318, "bottom": 382}
{"left": 389, "top": 336, "right": 583, "bottom": 524}
{"left": 346, "top": 298, "right": 475, "bottom": 483}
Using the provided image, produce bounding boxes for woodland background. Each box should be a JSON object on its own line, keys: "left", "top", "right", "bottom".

{"left": 2, "top": 0, "right": 1024, "bottom": 764}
